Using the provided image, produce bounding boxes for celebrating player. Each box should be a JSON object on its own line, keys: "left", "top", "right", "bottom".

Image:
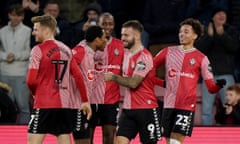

{"left": 104, "top": 20, "right": 161, "bottom": 144}
{"left": 26, "top": 15, "right": 91, "bottom": 144}
{"left": 154, "top": 18, "right": 226, "bottom": 144}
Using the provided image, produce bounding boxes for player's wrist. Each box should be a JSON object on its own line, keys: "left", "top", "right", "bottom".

{"left": 112, "top": 74, "right": 117, "bottom": 81}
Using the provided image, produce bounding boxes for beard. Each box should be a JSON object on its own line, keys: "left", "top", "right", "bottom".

{"left": 124, "top": 38, "right": 135, "bottom": 49}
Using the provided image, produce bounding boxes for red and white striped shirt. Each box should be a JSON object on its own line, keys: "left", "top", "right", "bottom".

{"left": 27, "top": 40, "right": 87, "bottom": 109}
{"left": 121, "top": 47, "right": 158, "bottom": 109}
{"left": 154, "top": 45, "right": 221, "bottom": 111}
{"left": 72, "top": 41, "right": 95, "bottom": 104}
{"left": 93, "top": 37, "right": 124, "bottom": 104}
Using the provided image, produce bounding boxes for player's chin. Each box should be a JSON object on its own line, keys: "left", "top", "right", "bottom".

{"left": 123, "top": 42, "right": 128, "bottom": 48}
{"left": 35, "top": 39, "right": 40, "bottom": 43}
{"left": 179, "top": 40, "right": 185, "bottom": 45}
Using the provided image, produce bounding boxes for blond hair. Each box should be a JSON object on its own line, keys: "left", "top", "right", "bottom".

{"left": 31, "top": 15, "right": 57, "bottom": 32}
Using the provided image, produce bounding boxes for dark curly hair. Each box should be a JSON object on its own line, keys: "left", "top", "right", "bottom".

{"left": 85, "top": 25, "right": 103, "bottom": 42}
{"left": 180, "top": 18, "right": 204, "bottom": 40}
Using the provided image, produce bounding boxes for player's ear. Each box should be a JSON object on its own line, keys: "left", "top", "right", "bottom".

{"left": 193, "top": 33, "right": 198, "bottom": 40}
{"left": 95, "top": 37, "right": 101, "bottom": 43}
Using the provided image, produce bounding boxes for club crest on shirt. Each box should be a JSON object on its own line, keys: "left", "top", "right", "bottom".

{"left": 114, "top": 48, "right": 119, "bottom": 56}
{"left": 136, "top": 61, "right": 146, "bottom": 70}
{"left": 189, "top": 58, "right": 195, "bottom": 65}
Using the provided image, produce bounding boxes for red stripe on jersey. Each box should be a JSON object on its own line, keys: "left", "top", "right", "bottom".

{"left": 72, "top": 42, "right": 95, "bottom": 103}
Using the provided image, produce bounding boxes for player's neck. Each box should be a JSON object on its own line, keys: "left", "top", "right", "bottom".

{"left": 182, "top": 43, "right": 194, "bottom": 50}
{"left": 43, "top": 36, "right": 55, "bottom": 42}
{"left": 130, "top": 43, "right": 143, "bottom": 53}
{"left": 87, "top": 42, "right": 97, "bottom": 52}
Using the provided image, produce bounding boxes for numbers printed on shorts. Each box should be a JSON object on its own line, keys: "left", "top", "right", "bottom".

{"left": 147, "top": 123, "right": 155, "bottom": 139}
{"left": 51, "top": 60, "right": 68, "bottom": 84}
{"left": 176, "top": 114, "right": 189, "bottom": 127}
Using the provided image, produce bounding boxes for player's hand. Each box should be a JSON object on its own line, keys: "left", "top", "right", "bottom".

{"left": 81, "top": 102, "right": 92, "bottom": 120}
{"left": 216, "top": 79, "right": 226, "bottom": 88}
{"left": 104, "top": 72, "right": 114, "bottom": 81}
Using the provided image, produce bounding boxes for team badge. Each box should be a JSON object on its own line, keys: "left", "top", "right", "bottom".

{"left": 136, "top": 61, "right": 146, "bottom": 70}
{"left": 114, "top": 48, "right": 119, "bottom": 55}
{"left": 190, "top": 58, "right": 195, "bottom": 65}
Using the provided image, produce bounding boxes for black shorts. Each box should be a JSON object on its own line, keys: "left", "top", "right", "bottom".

{"left": 161, "top": 108, "right": 194, "bottom": 137}
{"left": 72, "top": 109, "right": 90, "bottom": 139}
{"left": 28, "top": 108, "right": 73, "bottom": 136}
{"left": 117, "top": 108, "right": 161, "bottom": 144}
{"left": 89, "top": 103, "right": 119, "bottom": 127}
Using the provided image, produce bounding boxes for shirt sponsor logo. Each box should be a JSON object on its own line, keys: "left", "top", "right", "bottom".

{"left": 168, "top": 68, "right": 194, "bottom": 79}
{"left": 95, "top": 62, "right": 121, "bottom": 72}
{"left": 95, "top": 61, "right": 104, "bottom": 72}
{"left": 87, "top": 70, "right": 94, "bottom": 81}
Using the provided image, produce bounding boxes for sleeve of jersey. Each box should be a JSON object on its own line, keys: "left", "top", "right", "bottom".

{"left": 133, "top": 52, "right": 153, "bottom": 78}
{"left": 72, "top": 46, "right": 85, "bottom": 64}
{"left": 26, "top": 69, "right": 38, "bottom": 95}
{"left": 152, "top": 76, "right": 165, "bottom": 87}
{"left": 201, "top": 56, "right": 221, "bottom": 93}
{"left": 153, "top": 48, "right": 167, "bottom": 67}
{"left": 26, "top": 46, "right": 41, "bottom": 95}
{"left": 70, "top": 58, "right": 88, "bottom": 102}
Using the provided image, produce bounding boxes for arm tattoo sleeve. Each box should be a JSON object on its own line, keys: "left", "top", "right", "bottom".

{"left": 112, "top": 74, "right": 143, "bottom": 89}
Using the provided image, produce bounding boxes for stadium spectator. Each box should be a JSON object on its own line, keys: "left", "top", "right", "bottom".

{"left": 43, "top": 0, "right": 72, "bottom": 47}
{"left": 0, "top": 4, "right": 31, "bottom": 124}
{"left": 185, "top": 0, "right": 228, "bottom": 27}
{"left": 195, "top": 7, "right": 239, "bottom": 125}
{"left": 21, "top": 0, "right": 48, "bottom": 28}
{"left": 215, "top": 84, "right": 240, "bottom": 125}
{"left": 56, "top": 0, "right": 95, "bottom": 48}
{"left": 70, "top": 2, "right": 102, "bottom": 48}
